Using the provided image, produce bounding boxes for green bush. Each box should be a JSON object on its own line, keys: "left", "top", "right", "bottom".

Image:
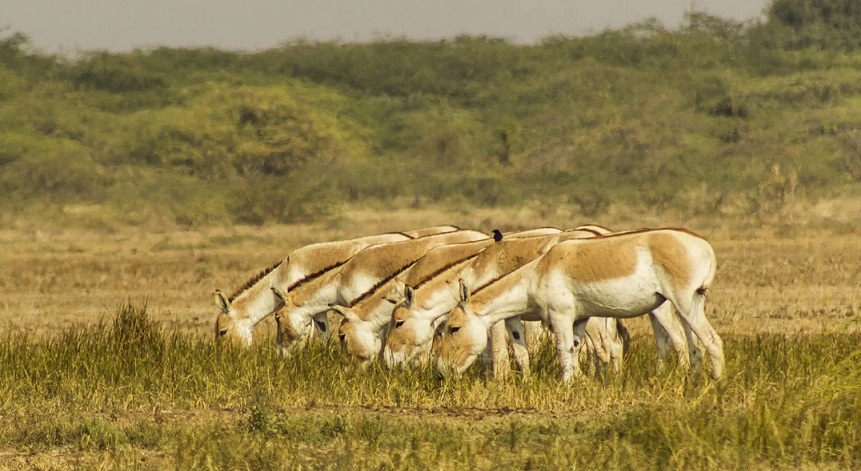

{"left": 0, "top": 134, "right": 108, "bottom": 202}
{"left": 1, "top": 12, "right": 861, "bottom": 228}
{"left": 72, "top": 52, "right": 166, "bottom": 92}
{"left": 229, "top": 172, "right": 335, "bottom": 225}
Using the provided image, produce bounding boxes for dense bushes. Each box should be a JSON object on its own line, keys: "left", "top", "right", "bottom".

{"left": 1, "top": 6, "right": 860, "bottom": 228}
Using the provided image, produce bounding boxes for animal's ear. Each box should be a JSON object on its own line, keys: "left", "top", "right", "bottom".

{"left": 271, "top": 287, "right": 289, "bottom": 303}
{"left": 328, "top": 304, "right": 350, "bottom": 317}
{"left": 492, "top": 229, "right": 503, "bottom": 242}
{"left": 457, "top": 279, "right": 470, "bottom": 303}
{"left": 383, "top": 280, "right": 405, "bottom": 304}
{"left": 403, "top": 285, "right": 415, "bottom": 308}
{"left": 214, "top": 290, "right": 230, "bottom": 314}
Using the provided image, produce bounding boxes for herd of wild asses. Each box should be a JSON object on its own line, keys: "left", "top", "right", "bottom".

{"left": 214, "top": 225, "right": 723, "bottom": 381}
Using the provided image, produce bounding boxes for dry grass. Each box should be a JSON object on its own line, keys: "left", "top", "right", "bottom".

{"left": 0, "top": 212, "right": 859, "bottom": 470}
{"left": 2, "top": 210, "right": 857, "bottom": 341}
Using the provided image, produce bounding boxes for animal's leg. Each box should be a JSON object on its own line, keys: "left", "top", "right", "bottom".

{"left": 573, "top": 318, "right": 591, "bottom": 375}
{"left": 505, "top": 316, "right": 531, "bottom": 378}
{"left": 478, "top": 337, "right": 492, "bottom": 373}
{"left": 647, "top": 311, "right": 671, "bottom": 368}
{"left": 649, "top": 302, "right": 693, "bottom": 369}
{"left": 681, "top": 316, "right": 704, "bottom": 371}
{"left": 673, "top": 293, "right": 725, "bottom": 379}
{"left": 549, "top": 312, "right": 581, "bottom": 382}
{"left": 605, "top": 319, "right": 625, "bottom": 374}
{"left": 274, "top": 313, "right": 286, "bottom": 354}
{"left": 489, "top": 320, "right": 511, "bottom": 380}
{"left": 583, "top": 318, "right": 610, "bottom": 376}
{"left": 522, "top": 320, "right": 545, "bottom": 356}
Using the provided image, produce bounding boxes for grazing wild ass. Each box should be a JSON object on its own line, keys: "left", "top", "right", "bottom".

{"left": 213, "top": 225, "right": 459, "bottom": 345}
{"left": 382, "top": 226, "right": 630, "bottom": 376}
{"left": 271, "top": 229, "right": 489, "bottom": 353}
{"left": 436, "top": 228, "right": 724, "bottom": 381}
{"left": 330, "top": 227, "right": 564, "bottom": 365}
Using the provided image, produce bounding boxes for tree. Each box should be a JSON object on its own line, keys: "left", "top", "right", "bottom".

{"left": 766, "top": 0, "right": 861, "bottom": 49}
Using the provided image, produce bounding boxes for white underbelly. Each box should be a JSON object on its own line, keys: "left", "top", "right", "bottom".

{"left": 576, "top": 273, "right": 664, "bottom": 317}
{"left": 545, "top": 269, "right": 666, "bottom": 319}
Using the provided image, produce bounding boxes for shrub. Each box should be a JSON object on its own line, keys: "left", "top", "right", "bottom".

{"left": 72, "top": 52, "right": 166, "bottom": 92}
{"left": 0, "top": 135, "right": 108, "bottom": 203}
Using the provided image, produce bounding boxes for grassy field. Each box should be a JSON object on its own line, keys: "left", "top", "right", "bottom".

{"left": 0, "top": 213, "right": 859, "bottom": 470}
{"left": 3, "top": 4, "right": 861, "bottom": 467}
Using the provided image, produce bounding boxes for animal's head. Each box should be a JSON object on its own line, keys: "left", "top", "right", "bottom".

{"left": 383, "top": 285, "right": 436, "bottom": 369}
{"left": 270, "top": 287, "right": 317, "bottom": 352}
{"left": 331, "top": 305, "right": 381, "bottom": 365}
{"left": 435, "top": 280, "right": 488, "bottom": 379}
{"left": 213, "top": 290, "right": 254, "bottom": 346}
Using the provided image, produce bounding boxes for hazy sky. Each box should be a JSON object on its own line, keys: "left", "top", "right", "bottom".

{"left": 2, "top": 0, "right": 771, "bottom": 55}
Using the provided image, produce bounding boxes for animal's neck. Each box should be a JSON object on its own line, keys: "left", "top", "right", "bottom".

{"left": 233, "top": 270, "right": 283, "bottom": 326}
{"left": 472, "top": 266, "right": 535, "bottom": 325}
{"left": 369, "top": 304, "right": 394, "bottom": 330}
{"left": 287, "top": 268, "right": 341, "bottom": 306}
{"left": 351, "top": 279, "right": 397, "bottom": 324}
{"left": 418, "top": 280, "right": 462, "bottom": 323}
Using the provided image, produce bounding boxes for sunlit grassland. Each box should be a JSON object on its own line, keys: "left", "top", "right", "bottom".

{"left": 0, "top": 303, "right": 858, "bottom": 470}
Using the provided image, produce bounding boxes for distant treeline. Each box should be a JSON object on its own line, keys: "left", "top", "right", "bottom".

{"left": 1, "top": 0, "right": 860, "bottom": 228}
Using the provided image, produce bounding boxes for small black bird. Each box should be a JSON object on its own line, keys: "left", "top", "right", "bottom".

{"left": 492, "top": 229, "right": 503, "bottom": 242}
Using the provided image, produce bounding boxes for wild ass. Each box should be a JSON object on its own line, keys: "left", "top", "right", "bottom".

{"left": 436, "top": 228, "right": 724, "bottom": 381}
{"left": 212, "top": 225, "right": 459, "bottom": 345}
{"left": 271, "top": 229, "right": 489, "bottom": 353}
{"left": 329, "top": 227, "right": 564, "bottom": 366}
{"left": 382, "top": 227, "right": 630, "bottom": 376}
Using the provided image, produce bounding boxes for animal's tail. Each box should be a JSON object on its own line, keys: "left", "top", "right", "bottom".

{"left": 690, "top": 242, "right": 717, "bottom": 318}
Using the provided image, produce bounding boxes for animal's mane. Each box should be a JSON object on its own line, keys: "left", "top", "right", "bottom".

{"left": 348, "top": 260, "right": 420, "bottom": 307}
{"left": 570, "top": 224, "right": 612, "bottom": 237}
{"left": 284, "top": 258, "right": 352, "bottom": 292}
{"left": 382, "top": 231, "right": 415, "bottom": 239}
{"left": 229, "top": 260, "right": 283, "bottom": 302}
{"left": 567, "top": 226, "right": 704, "bottom": 240}
{"left": 470, "top": 273, "right": 509, "bottom": 296}
{"left": 412, "top": 251, "right": 483, "bottom": 291}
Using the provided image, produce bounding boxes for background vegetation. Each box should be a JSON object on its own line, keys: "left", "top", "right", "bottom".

{"left": 2, "top": 0, "right": 860, "bottom": 230}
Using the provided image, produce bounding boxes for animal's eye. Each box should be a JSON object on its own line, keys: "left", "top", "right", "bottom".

{"left": 395, "top": 320, "right": 405, "bottom": 328}
{"left": 218, "top": 329, "right": 228, "bottom": 337}
{"left": 449, "top": 326, "right": 460, "bottom": 334}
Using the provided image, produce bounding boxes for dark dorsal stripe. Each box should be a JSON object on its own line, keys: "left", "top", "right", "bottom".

{"left": 572, "top": 225, "right": 609, "bottom": 237}
{"left": 383, "top": 231, "right": 415, "bottom": 239}
{"left": 572, "top": 226, "right": 704, "bottom": 241}
{"left": 229, "top": 260, "right": 283, "bottom": 302}
{"left": 285, "top": 258, "right": 352, "bottom": 292}
{"left": 469, "top": 227, "right": 702, "bottom": 296}
{"left": 471, "top": 273, "right": 509, "bottom": 297}
{"left": 412, "top": 250, "right": 484, "bottom": 291}
{"left": 348, "top": 259, "right": 421, "bottom": 307}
